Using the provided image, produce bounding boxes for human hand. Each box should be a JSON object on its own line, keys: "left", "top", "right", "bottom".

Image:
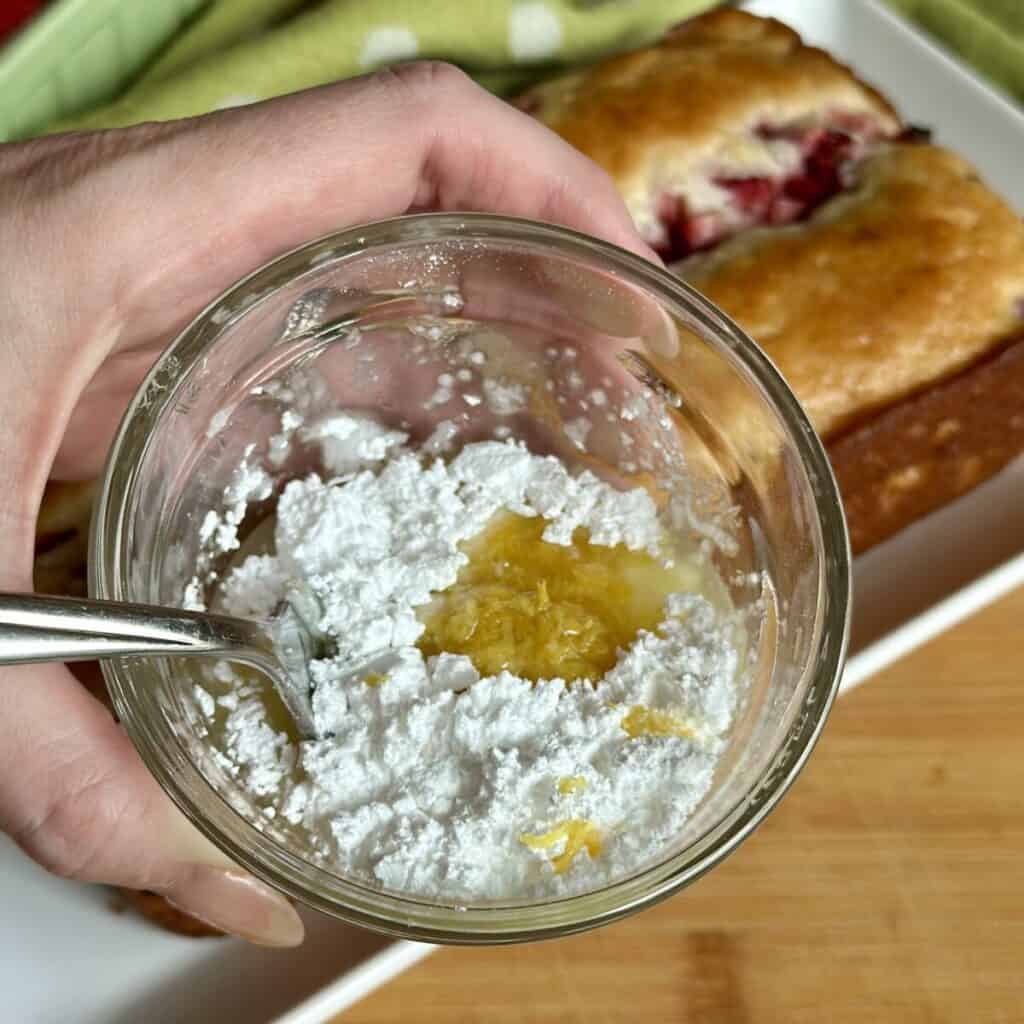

{"left": 0, "top": 63, "right": 654, "bottom": 946}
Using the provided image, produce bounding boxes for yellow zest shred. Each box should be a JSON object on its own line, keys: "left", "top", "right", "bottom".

{"left": 520, "top": 819, "right": 603, "bottom": 874}
{"left": 557, "top": 775, "right": 587, "bottom": 795}
{"left": 620, "top": 704, "right": 697, "bottom": 739}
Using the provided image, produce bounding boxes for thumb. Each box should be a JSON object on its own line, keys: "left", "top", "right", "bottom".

{"left": 0, "top": 660, "right": 303, "bottom": 946}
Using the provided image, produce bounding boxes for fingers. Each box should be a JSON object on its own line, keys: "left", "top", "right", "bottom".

{"left": 14, "top": 62, "right": 655, "bottom": 483}
{"left": 0, "top": 659, "right": 303, "bottom": 946}
{"left": 36, "top": 63, "right": 654, "bottom": 349}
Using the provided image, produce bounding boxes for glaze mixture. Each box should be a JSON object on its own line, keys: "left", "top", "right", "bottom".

{"left": 186, "top": 412, "right": 742, "bottom": 900}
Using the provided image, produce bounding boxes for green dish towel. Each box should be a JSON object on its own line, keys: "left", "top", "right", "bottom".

{"left": 884, "top": 0, "right": 1024, "bottom": 103}
{"left": 51, "top": 0, "right": 717, "bottom": 132}
{"left": 48, "top": 0, "right": 1023, "bottom": 135}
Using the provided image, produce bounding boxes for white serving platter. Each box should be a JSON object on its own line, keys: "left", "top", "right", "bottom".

{"left": 2, "top": 1, "right": 1022, "bottom": 1020}
{"left": 0, "top": 832, "right": 434, "bottom": 1024}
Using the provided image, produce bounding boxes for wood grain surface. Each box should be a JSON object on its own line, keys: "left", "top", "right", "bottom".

{"left": 337, "top": 584, "right": 1024, "bottom": 1024}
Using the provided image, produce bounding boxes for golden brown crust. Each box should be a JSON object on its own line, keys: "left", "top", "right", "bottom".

{"left": 680, "top": 143, "right": 1024, "bottom": 440}
{"left": 828, "top": 335, "right": 1024, "bottom": 553}
{"left": 520, "top": 9, "right": 901, "bottom": 244}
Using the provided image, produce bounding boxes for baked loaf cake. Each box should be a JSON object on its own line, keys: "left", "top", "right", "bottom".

{"left": 680, "top": 142, "right": 1024, "bottom": 551}
{"left": 519, "top": 9, "right": 1024, "bottom": 552}
{"left": 518, "top": 9, "right": 902, "bottom": 262}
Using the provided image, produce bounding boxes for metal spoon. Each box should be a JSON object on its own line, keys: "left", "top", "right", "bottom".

{"left": 0, "top": 590, "right": 397, "bottom": 740}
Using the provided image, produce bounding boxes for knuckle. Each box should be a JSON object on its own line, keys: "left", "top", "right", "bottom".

{"left": 587, "top": 161, "right": 621, "bottom": 196}
{"left": 377, "top": 60, "right": 473, "bottom": 105}
{"left": 550, "top": 137, "right": 614, "bottom": 193}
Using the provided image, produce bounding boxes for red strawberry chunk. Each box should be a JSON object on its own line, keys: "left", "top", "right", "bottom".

{"left": 715, "top": 176, "right": 776, "bottom": 218}
{"left": 767, "top": 196, "right": 805, "bottom": 225}
{"left": 652, "top": 194, "right": 724, "bottom": 261}
{"left": 656, "top": 121, "right": 875, "bottom": 259}
{"left": 784, "top": 130, "right": 852, "bottom": 205}
{"left": 681, "top": 211, "right": 720, "bottom": 251}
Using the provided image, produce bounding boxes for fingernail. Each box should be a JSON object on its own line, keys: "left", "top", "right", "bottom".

{"left": 164, "top": 865, "right": 305, "bottom": 947}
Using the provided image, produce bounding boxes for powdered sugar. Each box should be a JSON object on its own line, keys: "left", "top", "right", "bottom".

{"left": 197, "top": 449, "right": 271, "bottom": 555}
{"left": 188, "top": 411, "right": 742, "bottom": 900}
{"left": 482, "top": 377, "right": 528, "bottom": 416}
{"left": 564, "top": 416, "right": 592, "bottom": 452}
{"left": 298, "top": 412, "right": 407, "bottom": 476}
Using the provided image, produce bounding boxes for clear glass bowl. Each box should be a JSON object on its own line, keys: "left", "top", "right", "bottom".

{"left": 91, "top": 214, "right": 850, "bottom": 944}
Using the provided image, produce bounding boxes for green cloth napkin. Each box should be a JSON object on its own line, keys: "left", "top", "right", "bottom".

{"left": 48, "top": 0, "right": 1024, "bottom": 136}
{"left": 52, "top": 0, "right": 716, "bottom": 132}
{"left": 885, "top": 0, "right": 1024, "bottom": 102}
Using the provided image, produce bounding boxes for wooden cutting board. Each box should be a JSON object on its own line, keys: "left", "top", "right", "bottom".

{"left": 339, "top": 584, "right": 1024, "bottom": 1023}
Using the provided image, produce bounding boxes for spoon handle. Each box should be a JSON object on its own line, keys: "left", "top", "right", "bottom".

{"left": 0, "top": 592, "right": 263, "bottom": 666}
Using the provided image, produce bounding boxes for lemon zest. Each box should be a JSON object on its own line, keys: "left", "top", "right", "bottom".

{"left": 520, "top": 819, "right": 603, "bottom": 874}
{"left": 620, "top": 705, "right": 697, "bottom": 739}
{"left": 418, "top": 513, "right": 685, "bottom": 683}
